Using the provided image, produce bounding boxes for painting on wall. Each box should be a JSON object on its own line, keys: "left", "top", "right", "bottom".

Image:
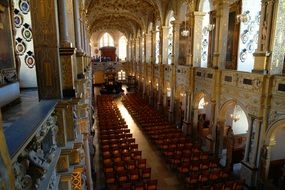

{"left": 225, "top": 1, "right": 241, "bottom": 70}
{"left": 0, "top": 1, "right": 15, "bottom": 69}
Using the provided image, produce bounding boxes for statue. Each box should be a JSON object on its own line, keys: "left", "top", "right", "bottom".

{"left": 261, "top": 21, "right": 267, "bottom": 50}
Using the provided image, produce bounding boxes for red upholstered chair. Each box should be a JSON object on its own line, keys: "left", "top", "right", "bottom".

{"left": 133, "top": 182, "right": 144, "bottom": 190}
{"left": 105, "top": 172, "right": 116, "bottom": 185}
{"left": 115, "top": 162, "right": 125, "bottom": 172}
{"left": 141, "top": 167, "right": 151, "bottom": 180}
{"left": 120, "top": 183, "right": 132, "bottom": 190}
{"left": 129, "top": 169, "right": 140, "bottom": 183}
{"left": 117, "top": 170, "right": 128, "bottom": 184}
{"left": 186, "top": 174, "right": 199, "bottom": 187}
{"left": 199, "top": 173, "right": 210, "bottom": 185}
{"left": 145, "top": 179, "right": 158, "bottom": 190}
{"left": 106, "top": 184, "right": 119, "bottom": 190}
{"left": 126, "top": 160, "right": 136, "bottom": 170}
{"left": 137, "top": 159, "right": 147, "bottom": 169}
{"left": 178, "top": 163, "right": 190, "bottom": 176}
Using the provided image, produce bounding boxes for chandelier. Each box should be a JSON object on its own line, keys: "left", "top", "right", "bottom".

{"left": 181, "top": 8, "right": 189, "bottom": 37}
{"left": 231, "top": 105, "right": 241, "bottom": 122}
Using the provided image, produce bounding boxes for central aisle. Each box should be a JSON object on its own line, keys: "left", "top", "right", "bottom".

{"left": 116, "top": 98, "right": 186, "bottom": 190}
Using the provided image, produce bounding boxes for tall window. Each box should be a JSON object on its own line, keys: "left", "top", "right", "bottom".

{"left": 201, "top": 0, "right": 210, "bottom": 68}
{"left": 119, "top": 36, "right": 127, "bottom": 61}
{"left": 118, "top": 70, "right": 126, "bottom": 80}
{"left": 99, "top": 33, "right": 114, "bottom": 47}
{"left": 155, "top": 25, "right": 160, "bottom": 64}
{"left": 168, "top": 12, "right": 175, "bottom": 64}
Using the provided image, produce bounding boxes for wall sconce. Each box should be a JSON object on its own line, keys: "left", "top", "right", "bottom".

{"left": 148, "top": 80, "right": 151, "bottom": 84}
{"left": 181, "top": 7, "right": 190, "bottom": 37}
{"left": 230, "top": 105, "right": 241, "bottom": 122}
{"left": 237, "top": 11, "right": 250, "bottom": 23}
{"left": 180, "top": 92, "right": 186, "bottom": 97}
{"left": 156, "top": 83, "right": 159, "bottom": 87}
{"left": 204, "top": 24, "right": 215, "bottom": 32}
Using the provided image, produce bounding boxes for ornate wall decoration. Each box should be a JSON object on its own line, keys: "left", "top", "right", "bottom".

{"left": 15, "top": 38, "right": 26, "bottom": 55}
{"left": 14, "top": 9, "right": 23, "bottom": 28}
{"left": 22, "top": 23, "right": 32, "bottom": 41}
{"left": 72, "top": 172, "right": 82, "bottom": 190}
{"left": 19, "top": 0, "right": 29, "bottom": 14}
{"left": 237, "top": 3, "right": 261, "bottom": 72}
{"left": 13, "top": 0, "right": 35, "bottom": 69}
{"left": 24, "top": 51, "right": 35, "bottom": 68}
{"left": 270, "top": 0, "right": 285, "bottom": 74}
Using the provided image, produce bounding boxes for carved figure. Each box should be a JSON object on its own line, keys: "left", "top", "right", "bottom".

{"left": 13, "top": 162, "right": 32, "bottom": 190}
{"left": 28, "top": 150, "right": 49, "bottom": 171}
{"left": 261, "top": 21, "right": 267, "bottom": 49}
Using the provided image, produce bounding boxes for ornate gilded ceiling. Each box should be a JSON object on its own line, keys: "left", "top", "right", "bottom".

{"left": 85, "top": 0, "right": 193, "bottom": 38}
{"left": 86, "top": 0, "right": 161, "bottom": 37}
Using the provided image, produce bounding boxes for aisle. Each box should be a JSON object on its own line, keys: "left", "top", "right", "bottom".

{"left": 116, "top": 98, "right": 186, "bottom": 190}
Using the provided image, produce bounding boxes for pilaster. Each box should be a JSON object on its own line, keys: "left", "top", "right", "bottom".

{"left": 59, "top": 47, "right": 76, "bottom": 98}
{"left": 212, "top": 1, "right": 230, "bottom": 69}
{"left": 30, "top": 0, "right": 62, "bottom": 99}
{"left": 252, "top": 0, "right": 275, "bottom": 73}
{"left": 192, "top": 12, "right": 206, "bottom": 67}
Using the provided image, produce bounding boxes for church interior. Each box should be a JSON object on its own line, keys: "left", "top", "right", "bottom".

{"left": 0, "top": 0, "right": 285, "bottom": 189}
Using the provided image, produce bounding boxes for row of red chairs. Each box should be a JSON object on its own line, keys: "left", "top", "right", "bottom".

{"left": 122, "top": 93, "right": 243, "bottom": 190}
{"left": 97, "top": 95, "right": 158, "bottom": 190}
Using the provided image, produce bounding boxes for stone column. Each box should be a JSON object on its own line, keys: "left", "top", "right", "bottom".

{"left": 212, "top": 1, "right": 230, "bottom": 69}
{"left": 192, "top": 12, "right": 206, "bottom": 67}
{"left": 168, "top": 21, "right": 180, "bottom": 122}
{"left": 58, "top": 0, "right": 76, "bottom": 98}
{"left": 172, "top": 21, "right": 181, "bottom": 65}
{"left": 149, "top": 30, "right": 156, "bottom": 105}
{"left": 83, "top": 134, "right": 93, "bottom": 190}
{"left": 192, "top": 108, "right": 199, "bottom": 139}
{"left": 80, "top": 19, "right": 85, "bottom": 54}
{"left": 58, "top": 0, "right": 72, "bottom": 47}
{"left": 73, "top": 0, "right": 84, "bottom": 77}
{"left": 244, "top": 116, "right": 255, "bottom": 162}
{"left": 142, "top": 34, "right": 147, "bottom": 96}
{"left": 73, "top": 0, "right": 82, "bottom": 52}
{"left": 161, "top": 26, "right": 169, "bottom": 64}
{"left": 253, "top": 0, "right": 275, "bottom": 73}
{"left": 182, "top": 91, "right": 191, "bottom": 135}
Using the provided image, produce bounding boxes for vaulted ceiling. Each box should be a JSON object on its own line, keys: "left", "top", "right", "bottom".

{"left": 86, "top": 0, "right": 162, "bottom": 37}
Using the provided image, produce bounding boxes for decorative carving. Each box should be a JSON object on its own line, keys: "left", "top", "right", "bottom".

{"left": 0, "top": 4, "right": 4, "bottom": 30}
{"left": 268, "top": 111, "right": 285, "bottom": 125}
{"left": 72, "top": 172, "right": 82, "bottom": 190}
{"left": 2, "top": 68, "right": 17, "bottom": 83}
{"left": 13, "top": 161, "right": 32, "bottom": 190}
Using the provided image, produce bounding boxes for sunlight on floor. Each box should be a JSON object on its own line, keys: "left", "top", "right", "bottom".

{"left": 116, "top": 100, "right": 136, "bottom": 131}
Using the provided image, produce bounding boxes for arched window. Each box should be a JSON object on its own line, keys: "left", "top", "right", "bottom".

{"left": 155, "top": 24, "right": 160, "bottom": 64}
{"left": 201, "top": 0, "right": 210, "bottom": 68}
{"left": 119, "top": 36, "right": 127, "bottom": 61}
{"left": 99, "top": 33, "right": 114, "bottom": 47}
{"left": 168, "top": 12, "right": 175, "bottom": 64}
{"left": 118, "top": 70, "right": 126, "bottom": 80}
